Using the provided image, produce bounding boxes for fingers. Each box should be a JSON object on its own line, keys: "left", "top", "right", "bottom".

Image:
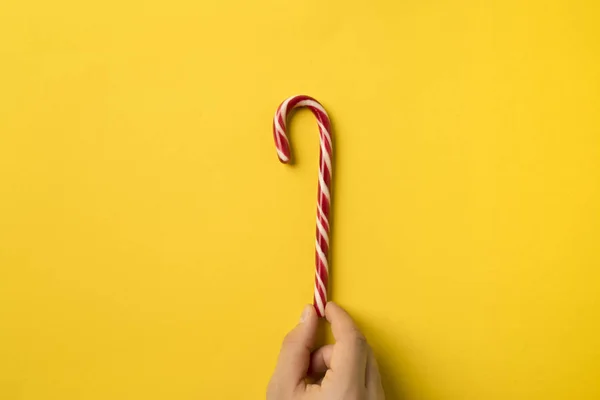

{"left": 308, "top": 344, "right": 333, "bottom": 378}
{"left": 366, "top": 348, "right": 384, "bottom": 394}
{"left": 272, "top": 305, "right": 319, "bottom": 391}
{"left": 325, "top": 302, "right": 369, "bottom": 385}
{"left": 325, "top": 301, "right": 361, "bottom": 342}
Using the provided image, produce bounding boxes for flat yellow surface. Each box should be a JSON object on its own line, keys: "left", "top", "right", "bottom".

{"left": 1, "top": 1, "right": 599, "bottom": 399}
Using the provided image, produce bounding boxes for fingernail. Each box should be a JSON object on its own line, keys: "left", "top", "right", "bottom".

{"left": 300, "top": 306, "right": 311, "bottom": 323}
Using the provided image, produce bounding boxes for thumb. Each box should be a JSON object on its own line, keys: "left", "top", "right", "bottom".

{"left": 273, "top": 305, "right": 319, "bottom": 391}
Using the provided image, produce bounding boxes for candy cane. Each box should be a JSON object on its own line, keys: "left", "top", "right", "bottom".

{"left": 272, "top": 95, "right": 332, "bottom": 317}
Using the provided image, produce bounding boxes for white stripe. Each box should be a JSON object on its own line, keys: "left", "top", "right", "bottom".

{"left": 315, "top": 272, "right": 327, "bottom": 300}
{"left": 318, "top": 171, "right": 331, "bottom": 201}
{"left": 295, "top": 99, "right": 329, "bottom": 118}
{"left": 316, "top": 215, "right": 330, "bottom": 246}
{"left": 320, "top": 138, "right": 332, "bottom": 175}
{"left": 324, "top": 130, "right": 332, "bottom": 147}
{"left": 279, "top": 98, "right": 292, "bottom": 127}
{"left": 276, "top": 148, "right": 289, "bottom": 162}
{"left": 314, "top": 287, "right": 325, "bottom": 315}
{"left": 273, "top": 115, "right": 287, "bottom": 152}
{"left": 315, "top": 239, "right": 329, "bottom": 273}
{"left": 274, "top": 127, "right": 289, "bottom": 160}
{"left": 273, "top": 112, "right": 284, "bottom": 136}
{"left": 317, "top": 202, "right": 330, "bottom": 229}
{"left": 317, "top": 121, "right": 332, "bottom": 144}
{"left": 319, "top": 125, "right": 333, "bottom": 153}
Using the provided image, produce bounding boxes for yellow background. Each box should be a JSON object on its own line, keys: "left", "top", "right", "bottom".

{"left": 1, "top": 1, "right": 599, "bottom": 399}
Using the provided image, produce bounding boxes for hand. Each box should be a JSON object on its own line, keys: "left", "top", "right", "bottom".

{"left": 267, "top": 302, "right": 385, "bottom": 400}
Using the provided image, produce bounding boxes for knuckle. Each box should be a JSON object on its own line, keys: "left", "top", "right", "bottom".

{"left": 350, "top": 330, "right": 368, "bottom": 347}
{"left": 282, "top": 331, "right": 297, "bottom": 347}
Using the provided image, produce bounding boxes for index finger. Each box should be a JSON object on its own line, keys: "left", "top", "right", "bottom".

{"left": 324, "top": 302, "right": 369, "bottom": 384}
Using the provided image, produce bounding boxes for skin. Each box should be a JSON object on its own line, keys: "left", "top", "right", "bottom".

{"left": 267, "top": 302, "right": 386, "bottom": 400}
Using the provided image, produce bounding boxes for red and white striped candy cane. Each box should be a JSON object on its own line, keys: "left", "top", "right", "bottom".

{"left": 272, "top": 95, "right": 332, "bottom": 317}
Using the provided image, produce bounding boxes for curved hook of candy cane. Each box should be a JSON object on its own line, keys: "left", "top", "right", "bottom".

{"left": 272, "top": 95, "right": 333, "bottom": 318}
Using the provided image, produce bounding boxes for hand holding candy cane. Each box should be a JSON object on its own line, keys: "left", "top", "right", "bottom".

{"left": 267, "top": 302, "right": 386, "bottom": 400}
{"left": 272, "top": 95, "right": 332, "bottom": 317}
